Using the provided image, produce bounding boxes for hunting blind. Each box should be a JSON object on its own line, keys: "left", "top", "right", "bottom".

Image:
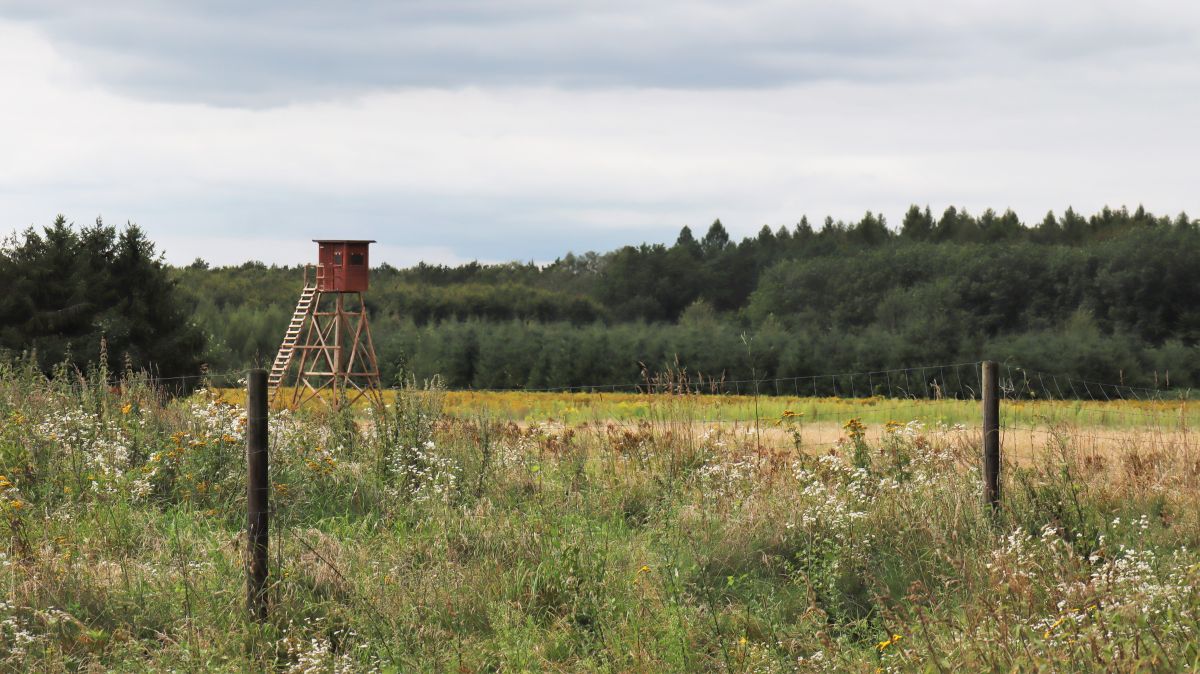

{"left": 269, "top": 240, "right": 382, "bottom": 408}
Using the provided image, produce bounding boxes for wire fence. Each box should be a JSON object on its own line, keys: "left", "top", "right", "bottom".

{"left": 235, "top": 362, "right": 1194, "bottom": 624}
{"left": 129, "top": 359, "right": 1193, "bottom": 400}
{"left": 98, "top": 360, "right": 1199, "bottom": 458}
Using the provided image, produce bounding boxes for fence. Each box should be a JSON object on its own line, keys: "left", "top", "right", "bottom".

{"left": 237, "top": 359, "right": 1198, "bottom": 618}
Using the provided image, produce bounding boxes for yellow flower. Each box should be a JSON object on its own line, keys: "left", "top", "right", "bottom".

{"left": 843, "top": 417, "right": 866, "bottom": 441}
{"left": 876, "top": 634, "right": 903, "bottom": 651}
{"left": 1043, "top": 616, "right": 1067, "bottom": 639}
{"left": 9, "top": 499, "right": 24, "bottom": 510}
{"left": 121, "top": 403, "right": 133, "bottom": 415}
{"left": 638, "top": 564, "right": 651, "bottom": 574}
{"left": 777, "top": 409, "right": 804, "bottom": 426}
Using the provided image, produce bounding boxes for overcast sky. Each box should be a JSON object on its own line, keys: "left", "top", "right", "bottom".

{"left": 1, "top": 1, "right": 1197, "bottom": 266}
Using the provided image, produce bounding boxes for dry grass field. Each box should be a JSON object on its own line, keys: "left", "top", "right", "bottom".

{"left": 0, "top": 373, "right": 1195, "bottom": 671}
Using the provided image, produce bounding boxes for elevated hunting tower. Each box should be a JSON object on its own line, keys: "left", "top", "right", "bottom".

{"left": 269, "top": 240, "right": 382, "bottom": 408}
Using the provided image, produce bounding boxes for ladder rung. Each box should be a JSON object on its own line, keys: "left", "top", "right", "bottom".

{"left": 270, "top": 285, "right": 320, "bottom": 390}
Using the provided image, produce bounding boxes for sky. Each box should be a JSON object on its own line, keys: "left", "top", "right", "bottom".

{"left": 1, "top": 1, "right": 1197, "bottom": 267}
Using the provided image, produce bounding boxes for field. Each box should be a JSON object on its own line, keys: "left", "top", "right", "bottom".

{"left": 226, "top": 387, "right": 1200, "bottom": 427}
{"left": 231, "top": 387, "right": 1200, "bottom": 464}
{"left": 1, "top": 370, "right": 1198, "bottom": 671}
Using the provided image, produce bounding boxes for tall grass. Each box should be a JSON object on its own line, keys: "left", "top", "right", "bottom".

{"left": 0, "top": 367, "right": 1197, "bottom": 671}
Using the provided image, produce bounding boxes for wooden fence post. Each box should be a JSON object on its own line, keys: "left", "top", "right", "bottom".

{"left": 246, "top": 368, "right": 269, "bottom": 621}
{"left": 982, "top": 360, "right": 1000, "bottom": 510}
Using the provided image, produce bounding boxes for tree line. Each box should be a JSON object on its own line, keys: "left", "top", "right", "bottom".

{"left": 0, "top": 216, "right": 203, "bottom": 383}
{"left": 3, "top": 205, "right": 1198, "bottom": 393}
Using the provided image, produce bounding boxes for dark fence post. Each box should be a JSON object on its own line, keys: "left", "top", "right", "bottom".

{"left": 982, "top": 360, "right": 1000, "bottom": 510}
{"left": 246, "top": 368, "right": 269, "bottom": 621}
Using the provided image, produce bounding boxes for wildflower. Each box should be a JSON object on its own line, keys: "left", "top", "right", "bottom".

{"left": 1043, "top": 616, "right": 1066, "bottom": 639}
{"left": 121, "top": 403, "right": 133, "bottom": 415}
{"left": 777, "top": 409, "right": 803, "bottom": 424}
{"left": 843, "top": 417, "right": 866, "bottom": 441}
{"left": 876, "top": 634, "right": 902, "bottom": 651}
{"left": 9, "top": 499, "right": 23, "bottom": 510}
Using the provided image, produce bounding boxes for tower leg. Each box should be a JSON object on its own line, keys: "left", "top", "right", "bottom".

{"left": 281, "top": 290, "right": 383, "bottom": 410}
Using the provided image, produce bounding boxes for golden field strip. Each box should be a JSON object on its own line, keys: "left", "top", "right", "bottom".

{"left": 213, "top": 388, "right": 1200, "bottom": 464}
{"left": 219, "top": 387, "right": 1200, "bottom": 428}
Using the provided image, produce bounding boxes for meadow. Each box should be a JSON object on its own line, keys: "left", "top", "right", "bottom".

{"left": 223, "top": 387, "right": 1200, "bottom": 429}
{"left": 1, "top": 367, "right": 1197, "bottom": 671}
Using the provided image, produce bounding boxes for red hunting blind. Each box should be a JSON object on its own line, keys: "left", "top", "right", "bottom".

{"left": 315, "top": 240, "right": 371, "bottom": 293}
{"left": 269, "top": 240, "right": 383, "bottom": 409}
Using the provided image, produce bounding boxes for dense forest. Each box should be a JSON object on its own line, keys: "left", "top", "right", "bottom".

{"left": 1, "top": 207, "right": 1195, "bottom": 392}
{"left": 166, "top": 204, "right": 1200, "bottom": 392}
{"left": 0, "top": 216, "right": 204, "bottom": 382}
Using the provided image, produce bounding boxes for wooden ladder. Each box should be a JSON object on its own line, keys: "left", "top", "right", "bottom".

{"left": 268, "top": 285, "right": 317, "bottom": 394}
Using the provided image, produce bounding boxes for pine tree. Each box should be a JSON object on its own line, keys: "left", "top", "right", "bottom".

{"left": 0, "top": 217, "right": 205, "bottom": 385}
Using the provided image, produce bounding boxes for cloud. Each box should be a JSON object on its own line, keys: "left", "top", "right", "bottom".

{"left": 4, "top": 1, "right": 1198, "bottom": 106}
{"left": 0, "top": 6, "right": 1197, "bottom": 267}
